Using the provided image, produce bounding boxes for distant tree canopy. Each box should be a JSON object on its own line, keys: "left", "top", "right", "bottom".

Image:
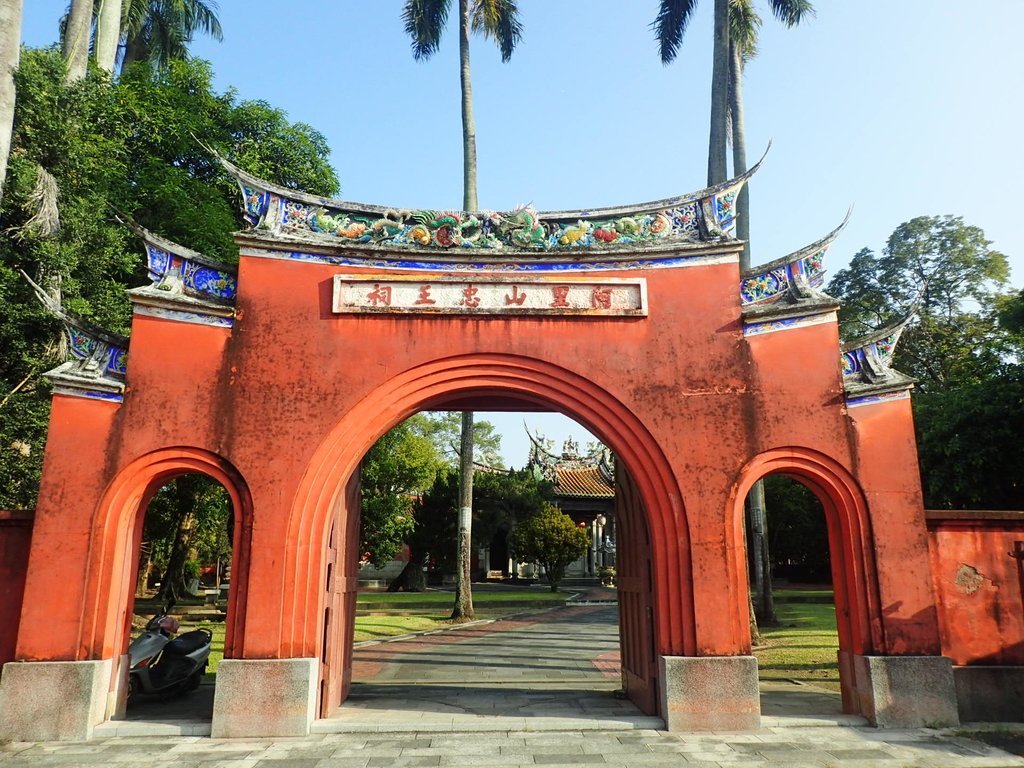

{"left": 828, "top": 215, "right": 1022, "bottom": 511}
{"left": 0, "top": 49, "right": 337, "bottom": 509}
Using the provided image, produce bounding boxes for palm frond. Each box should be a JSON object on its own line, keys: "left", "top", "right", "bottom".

{"left": 652, "top": 0, "right": 699, "bottom": 64}
{"left": 768, "top": 0, "right": 814, "bottom": 28}
{"left": 471, "top": 0, "right": 522, "bottom": 62}
{"left": 402, "top": 0, "right": 450, "bottom": 61}
{"left": 729, "top": 0, "right": 761, "bottom": 58}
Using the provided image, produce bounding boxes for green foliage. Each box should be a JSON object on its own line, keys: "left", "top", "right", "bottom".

{"left": 913, "top": 365, "right": 1024, "bottom": 510}
{"left": 420, "top": 411, "right": 504, "bottom": 467}
{"left": 763, "top": 475, "right": 829, "bottom": 583}
{"left": 0, "top": 48, "right": 337, "bottom": 509}
{"left": 142, "top": 473, "right": 231, "bottom": 597}
{"left": 405, "top": 465, "right": 552, "bottom": 575}
{"left": 828, "top": 216, "right": 1014, "bottom": 392}
{"left": 509, "top": 502, "right": 589, "bottom": 591}
{"left": 359, "top": 415, "right": 445, "bottom": 568}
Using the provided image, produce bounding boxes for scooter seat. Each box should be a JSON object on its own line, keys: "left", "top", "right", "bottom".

{"left": 163, "top": 630, "right": 209, "bottom": 656}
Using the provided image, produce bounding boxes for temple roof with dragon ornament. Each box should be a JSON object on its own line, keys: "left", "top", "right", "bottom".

{"left": 27, "top": 144, "right": 917, "bottom": 408}
{"left": 526, "top": 431, "right": 615, "bottom": 500}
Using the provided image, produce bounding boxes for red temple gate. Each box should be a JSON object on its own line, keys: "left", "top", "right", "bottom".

{"left": 1, "top": 156, "right": 1018, "bottom": 740}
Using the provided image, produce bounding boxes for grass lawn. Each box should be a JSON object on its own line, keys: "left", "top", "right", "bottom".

{"left": 754, "top": 599, "right": 841, "bottom": 691}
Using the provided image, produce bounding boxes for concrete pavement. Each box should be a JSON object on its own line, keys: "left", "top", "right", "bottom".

{"left": 5, "top": 601, "right": 1023, "bottom": 766}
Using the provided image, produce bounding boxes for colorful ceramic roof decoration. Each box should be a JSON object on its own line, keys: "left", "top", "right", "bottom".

{"left": 217, "top": 149, "right": 767, "bottom": 255}
{"left": 23, "top": 271, "right": 129, "bottom": 400}
{"left": 841, "top": 313, "right": 915, "bottom": 387}
{"left": 740, "top": 212, "right": 850, "bottom": 307}
{"left": 121, "top": 218, "right": 238, "bottom": 304}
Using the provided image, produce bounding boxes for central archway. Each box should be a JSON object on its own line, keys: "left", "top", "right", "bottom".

{"left": 285, "top": 353, "right": 696, "bottom": 718}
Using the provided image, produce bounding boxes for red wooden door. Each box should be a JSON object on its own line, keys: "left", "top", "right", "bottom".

{"left": 615, "top": 465, "right": 658, "bottom": 715}
{"left": 319, "top": 470, "right": 361, "bottom": 717}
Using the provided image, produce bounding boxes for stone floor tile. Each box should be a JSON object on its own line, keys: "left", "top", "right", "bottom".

{"left": 533, "top": 755, "right": 607, "bottom": 765}
{"left": 365, "top": 756, "right": 441, "bottom": 767}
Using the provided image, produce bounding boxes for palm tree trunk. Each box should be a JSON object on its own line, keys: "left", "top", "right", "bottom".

{"left": 94, "top": 0, "right": 123, "bottom": 74}
{"left": 453, "top": 0, "right": 477, "bottom": 622}
{"left": 458, "top": 0, "right": 478, "bottom": 212}
{"left": 729, "top": 37, "right": 750, "bottom": 269}
{"left": 451, "top": 410, "right": 475, "bottom": 620}
{"left": 62, "top": 0, "right": 92, "bottom": 82}
{"left": 0, "top": 0, "right": 22, "bottom": 206}
{"left": 707, "top": 0, "right": 729, "bottom": 185}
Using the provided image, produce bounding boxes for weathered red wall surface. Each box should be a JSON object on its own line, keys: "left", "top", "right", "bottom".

{"left": 0, "top": 510, "right": 33, "bottom": 665}
{"left": 927, "top": 511, "right": 1024, "bottom": 665}
{"left": 14, "top": 241, "right": 945, "bottom": 692}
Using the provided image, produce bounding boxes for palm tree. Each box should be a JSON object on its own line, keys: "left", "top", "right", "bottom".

{"left": 654, "top": 0, "right": 813, "bottom": 215}
{"left": 63, "top": 0, "right": 92, "bottom": 81}
{"left": 656, "top": 0, "right": 814, "bottom": 634}
{"left": 121, "top": 0, "right": 223, "bottom": 71}
{"left": 402, "top": 0, "right": 523, "bottom": 620}
{"left": 402, "top": 0, "right": 521, "bottom": 211}
{"left": 0, "top": 0, "right": 22, "bottom": 204}
{"left": 654, "top": 0, "right": 730, "bottom": 185}
{"left": 94, "top": 0, "right": 123, "bottom": 73}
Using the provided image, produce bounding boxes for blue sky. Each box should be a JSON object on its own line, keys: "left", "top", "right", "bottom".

{"left": 19, "top": 2, "right": 1024, "bottom": 466}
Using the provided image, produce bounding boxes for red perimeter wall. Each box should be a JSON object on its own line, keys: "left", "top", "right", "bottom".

{"left": 927, "top": 511, "right": 1024, "bottom": 665}
{"left": 0, "top": 510, "right": 33, "bottom": 666}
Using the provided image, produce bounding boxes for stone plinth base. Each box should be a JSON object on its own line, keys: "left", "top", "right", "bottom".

{"left": 659, "top": 655, "right": 760, "bottom": 731}
{"left": 953, "top": 666, "right": 1024, "bottom": 722}
{"left": 0, "top": 659, "right": 112, "bottom": 741}
{"left": 852, "top": 654, "right": 959, "bottom": 728}
{"left": 212, "top": 658, "right": 318, "bottom": 738}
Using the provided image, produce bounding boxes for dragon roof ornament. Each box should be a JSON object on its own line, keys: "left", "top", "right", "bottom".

{"left": 215, "top": 147, "right": 768, "bottom": 254}
{"left": 22, "top": 271, "right": 129, "bottom": 388}
{"left": 121, "top": 218, "right": 238, "bottom": 304}
{"left": 740, "top": 210, "right": 850, "bottom": 307}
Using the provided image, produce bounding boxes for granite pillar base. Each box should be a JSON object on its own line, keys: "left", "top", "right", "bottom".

{"left": 0, "top": 659, "right": 112, "bottom": 741}
{"left": 659, "top": 655, "right": 760, "bottom": 731}
{"left": 211, "top": 658, "right": 318, "bottom": 738}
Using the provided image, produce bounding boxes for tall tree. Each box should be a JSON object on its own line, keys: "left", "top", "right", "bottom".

{"left": 359, "top": 415, "right": 444, "bottom": 569}
{"left": 402, "top": 0, "right": 523, "bottom": 620}
{"left": 0, "top": 0, "right": 22, "bottom": 204}
{"left": 121, "top": 0, "right": 223, "bottom": 71}
{"left": 829, "top": 216, "right": 1011, "bottom": 392}
{"left": 654, "top": 0, "right": 730, "bottom": 185}
{"left": 0, "top": 51, "right": 337, "bottom": 509}
{"left": 63, "top": 0, "right": 93, "bottom": 82}
{"left": 94, "top": 0, "right": 123, "bottom": 74}
{"left": 402, "top": 0, "right": 521, "bottom": 211}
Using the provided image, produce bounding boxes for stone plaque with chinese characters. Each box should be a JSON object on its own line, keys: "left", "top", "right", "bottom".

{"left": 332, "top": 275, "right": 647, "bottom": 316}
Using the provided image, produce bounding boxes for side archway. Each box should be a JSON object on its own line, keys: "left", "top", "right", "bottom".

{"left": 730, "top": 446, "right": 882, "bottom": 713}
{"left": 283, "top": 353, "right": 696, "bottom": 711}
{"left": 81, "top": 447, "right": 254, "bottom": 666}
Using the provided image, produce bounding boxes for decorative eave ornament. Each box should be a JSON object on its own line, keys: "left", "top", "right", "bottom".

{"left": 22, "top": 271, "right": 128, "bottom": 402}
{"left": 215, "top": 148, "right": 767, "bottom": 255}
{"left": 740, "top": 215, "right": 848, "bottom": 336}
{"left": 121, "top": 219, "right": 237, "bottom": 328}
{"left": 841, "top": 313, "right": 917, "bottom": 406}
{"left": 740, "top": 211, "right": 849, "bottom": 309}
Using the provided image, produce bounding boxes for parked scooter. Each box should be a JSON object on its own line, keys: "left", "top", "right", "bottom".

{"left": 128, "top": 600, "right": 212, "bottom": 702}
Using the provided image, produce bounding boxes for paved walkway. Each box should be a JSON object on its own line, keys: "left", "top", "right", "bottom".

{"left": 9, "top": 602, "right": 1021, "bottom": 765}
{"left": 5, "top": 725, "right": 1024, "bottom": 766}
